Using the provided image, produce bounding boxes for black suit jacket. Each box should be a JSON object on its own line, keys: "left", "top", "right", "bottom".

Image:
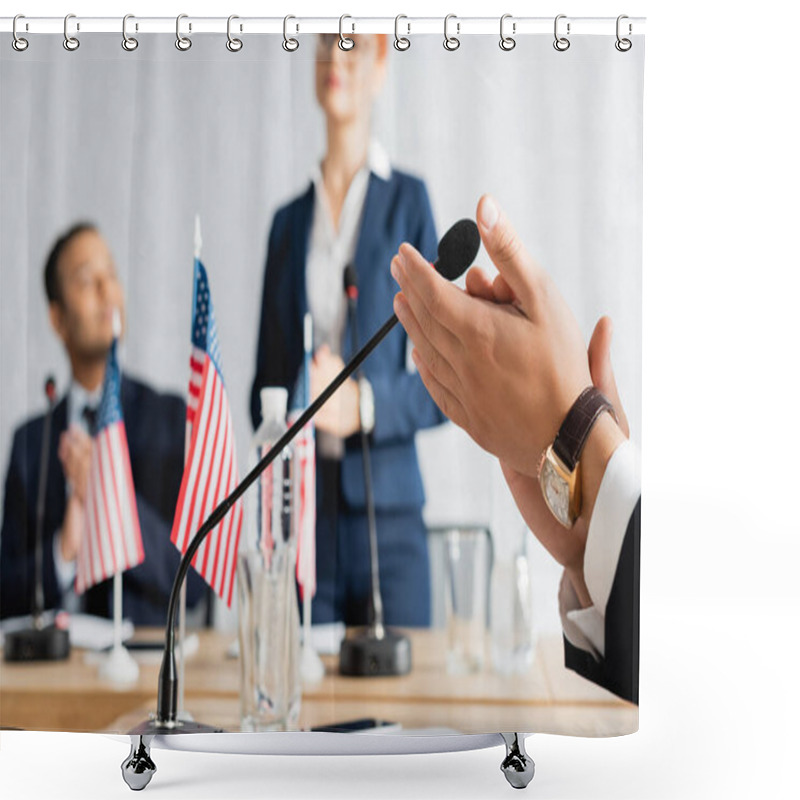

{"left": 564, "top": 498, "right": 641, "bottom": 705}
{"left": 0, "top": 375, "right": 205, "bottom": 626}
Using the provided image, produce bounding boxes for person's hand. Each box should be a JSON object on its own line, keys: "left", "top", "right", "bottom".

{"left": 499, "top": 316, "right": 631, "bottom": 604}
{"left": 392, "top": 193, "right": 596, "bottom": 478}
{"left": 310, "top": 344, "right": 361, "bottom": 438}
{"left": 59, "top": 494, "right": 86, "bottom": 564}
{"left": 58, "top": 426, "right": 92, "bottom": 503}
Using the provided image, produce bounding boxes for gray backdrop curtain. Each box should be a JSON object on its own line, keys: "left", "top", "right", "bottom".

{"left": 0, "top": 34, "right": 643, "bottom": 631}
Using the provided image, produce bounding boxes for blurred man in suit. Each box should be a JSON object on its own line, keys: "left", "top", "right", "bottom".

{"left": 0, "top": 223, "right": 205, "bottom": 625}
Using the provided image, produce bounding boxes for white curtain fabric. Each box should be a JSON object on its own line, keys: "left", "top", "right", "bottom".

{"left": 0, "top": 33, "right": 643, "bottom": 633}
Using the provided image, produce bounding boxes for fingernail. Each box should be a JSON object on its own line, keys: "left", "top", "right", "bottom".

{"left": 393, "top": 293, "right": 405, "bottom": 317}
{"left": 479, "top": 195, "right": 499, "bottom": 231}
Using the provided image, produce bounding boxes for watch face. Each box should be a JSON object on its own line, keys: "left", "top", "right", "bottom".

{"left": 540, "top": 458, "right": 571, "bottom": 528}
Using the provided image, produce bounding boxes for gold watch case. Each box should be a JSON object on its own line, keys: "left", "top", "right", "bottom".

{"left": 538, "top": 445, "right": 581, "bottom": 529}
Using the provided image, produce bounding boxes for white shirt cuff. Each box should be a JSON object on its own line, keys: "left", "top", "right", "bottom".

{"left": 559, "top": 570, "right": 603, "bottom": 660}
{"left": 559, "top": 439, "right": 641, "bottom": 660}
{"left": 584, "top": 439, "right": 641, "bottom": 619}
{"left": 52, "top": 530, "right": 77, "bottom": 593}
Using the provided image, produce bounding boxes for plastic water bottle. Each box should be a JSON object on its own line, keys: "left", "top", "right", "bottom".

{"left": 238, "top": 387, "right": 301, "bottom": 731}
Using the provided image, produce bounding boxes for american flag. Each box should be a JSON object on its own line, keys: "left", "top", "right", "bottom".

{"left": 76, "top": 339, "right": 144, "bottom": 594}
{"left": 171, "top": 259, "right": 242, "bottom": 607}
{"left": 290, "top": 313, "right": 316, "bottom": 600}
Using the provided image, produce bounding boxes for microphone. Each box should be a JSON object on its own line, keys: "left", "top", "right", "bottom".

{"left": 338, "top": 264, "right": 408, "bottom": 676}
{"left": 4, "top": 376, "right": 71, "bottom": 663}
{"left": 122, "top": 219, "right": 480, "bottom": 789}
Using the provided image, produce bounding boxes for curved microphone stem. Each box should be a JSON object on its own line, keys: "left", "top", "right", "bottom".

{"left": 157, "top": 313, "right": 399, "bottom": 724}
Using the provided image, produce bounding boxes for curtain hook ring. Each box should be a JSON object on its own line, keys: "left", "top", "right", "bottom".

{"left": 444, "top": 14, "right": 460, "bottom": 51}
{"left": 12, "top": 15, "right": 29, "bottom": 52}
{"left": 175, "top": 14, "right": 192, "bottom": 51}
{"left": 63, "top": 13, "right": 80, "bottom": 51}
{"left": 282, "top": 15, "right": 299, "bottom": 52}
{"left": 226, "top": 15, "right": 243, "bottom": 52}
{"left": 122, "top": 14, "right": 138, "bottom": 51}
{"left": 499, "top": 14, "right": 516, "bottom": 51}
{"left": 615, "top": 15, "right": 632, "bottom": 52}
{"left": 553, "top": 14, "right": 570, "bottom": 52}
{"left": 394, "top": 14, "right": 410, "bottom": 51}
{"left": 339, "top": 14, "right": 355, "bottom": 51}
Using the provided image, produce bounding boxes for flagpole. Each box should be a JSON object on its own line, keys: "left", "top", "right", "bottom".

{"left": 98, "top": 317, "right": 140, "bottom": 684}
{"left": 177, "top": 215, "right": 205, "bottom": 719}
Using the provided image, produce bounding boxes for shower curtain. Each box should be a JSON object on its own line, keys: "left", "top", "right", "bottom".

{"left": 0, "top": 22, "right": 643, "bottom": 741}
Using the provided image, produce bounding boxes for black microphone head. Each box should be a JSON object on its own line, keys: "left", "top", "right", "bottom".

{"left": 435, "top": 219, "right": 481, "bottom": 281}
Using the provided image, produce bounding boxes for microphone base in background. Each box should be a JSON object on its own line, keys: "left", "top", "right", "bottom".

{"left": 338, "top": 627, "right": 411, "bottom": 677}
{"left": 3, "top": 625, "right": 70, "bottom": 662}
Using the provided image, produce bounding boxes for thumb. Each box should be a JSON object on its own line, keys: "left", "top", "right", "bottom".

{"left": 476, "top": 194, "right": 544, "bottom": 314}
{"left": 588, "top": 316, "right": 630, "bottom": 438}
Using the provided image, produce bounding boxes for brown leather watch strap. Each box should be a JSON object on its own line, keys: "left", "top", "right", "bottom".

{"left": 552, "top": 387, "right": 615, "bottom": 472}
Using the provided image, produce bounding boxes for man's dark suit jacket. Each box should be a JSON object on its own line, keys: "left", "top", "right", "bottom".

{"left": 250, "top": 169, "right": 446, "bottom": 512}
{"left": 564, "top": 498, "right": 641, "bottom": 705}
{"left": 0, "top": 375, "right": 205, "bottom": 626}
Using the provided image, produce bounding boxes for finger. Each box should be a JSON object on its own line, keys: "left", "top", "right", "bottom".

{"left": 464, "top": 266, "right": 496, "bottom": 302}
{"left": 392, "top": 254, "right": 463, "bottom": 363}
{"left": 394, "top": 293, "right": 464, "bottom": 398}
{"left": 411, "top": 349, "right": 469, "bottom": 432}
{"left": 492, "top": 273, "right": 517, "bottom": 305}
{"left": 476, "top": 194, "right": 546, "bottom": 314}
{"left": 393, "top": 244, "right": 478, "bottom": 341}
{"left": 588, "top": 316, "right": 630, "bottom": 438}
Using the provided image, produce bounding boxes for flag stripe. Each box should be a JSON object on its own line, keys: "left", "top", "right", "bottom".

{"left": 171, "top": 260, "right": 242, "bottom": 607}
{"left": 196, "top": 373, "right": 224, "bottom": 578}
{"left": 76, "top": 340, "right": 144, "bottom": 595}
{"left": 101, "top": 432, "right": 125, "bottom": 572}
{"left": 208, "top": 416, "right": 231, "bottom": 591}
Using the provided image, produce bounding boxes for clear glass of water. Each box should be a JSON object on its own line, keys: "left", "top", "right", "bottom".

{"left": 443, "top": 528, "right": 490, "bottom": 675}
{"left": 237, "top": 546, "right": 301, "bottom": 731}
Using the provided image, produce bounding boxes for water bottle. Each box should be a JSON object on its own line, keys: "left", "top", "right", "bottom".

{"left": 237, "top": 387, "right": 301, "bottom": 731}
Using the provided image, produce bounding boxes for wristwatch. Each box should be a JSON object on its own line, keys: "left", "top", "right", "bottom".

{"left": 358, "top": 377, "right": 375, "bottom": 434}
{"left": 538, "top": 387, "right": 616, "bottom": 529}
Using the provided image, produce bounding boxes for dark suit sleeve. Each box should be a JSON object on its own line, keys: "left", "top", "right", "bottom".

{"left": 1, "top": 429, "right": 35, "bottom": 618}
{"left": 369, "top": 179, "right": 447, "bottom": 444}
{"left": 564, "top": 498, "right": 641, "bottom": 705}
{"left": 0, "top": 426, "right": 62, "bottom": 619}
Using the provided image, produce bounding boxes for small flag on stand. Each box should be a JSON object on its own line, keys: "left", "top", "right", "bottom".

{"left": 171, "top": 258, "right": 242, "bottom": 607}
{"left": 76, "top": 339, "right": 144, "bottom": 594}
{"left": 290, "top": 313, "right": 317, "bottom": 601}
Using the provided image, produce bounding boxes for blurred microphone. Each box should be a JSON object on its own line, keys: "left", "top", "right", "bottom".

{"left": 338, "top": 263, "right": 402, "bottom": 674}
{"left": 4, "top": 376, "right": 71, "bottom": 663}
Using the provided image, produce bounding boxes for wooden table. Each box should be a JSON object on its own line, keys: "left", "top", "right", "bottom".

{"left": 1, "top": 629, "right": 636, "bottom": 736}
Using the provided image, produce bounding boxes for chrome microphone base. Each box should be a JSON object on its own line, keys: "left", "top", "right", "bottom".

{"left": 122, "top": 717, "right": 225, "bottom": 790}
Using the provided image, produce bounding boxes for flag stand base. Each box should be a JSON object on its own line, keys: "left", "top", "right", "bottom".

{"left": 99, "top": 643, "right": 139, "bottom": 684}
